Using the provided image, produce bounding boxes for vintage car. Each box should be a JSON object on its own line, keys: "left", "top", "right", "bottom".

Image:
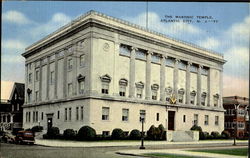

{"left": 15, "top": 130, "right": 35, "bottom": 145}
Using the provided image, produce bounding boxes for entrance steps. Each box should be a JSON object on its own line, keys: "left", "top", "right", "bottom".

{"left": 167, "top": 130, "right": 199, "bottom": 142}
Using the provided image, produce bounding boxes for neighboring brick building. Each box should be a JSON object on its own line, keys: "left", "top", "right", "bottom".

{"left": 223, "top": 96, "right": 249, "bottom": 138}
{"left": 0, "top": 83, "right": 24, "bottom": 133}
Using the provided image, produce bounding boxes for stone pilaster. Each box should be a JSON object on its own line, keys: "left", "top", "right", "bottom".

{"left": 39, "top": 60, "right": 42, "bottom": 101}
{"left": 197, "top": 65, "right": 202, "bottom": 106}
{"left": 219, "top": 70, "right": 223, "bottom": 108}
{"left": 207, "top": 68, "right": 211, "bottom": 107}
{"left": 173, "top": 58, "right": 180, "bottom": 99}
{"left": 63, "top": 50, "right": 68, "bottom": 98}
{"left": 46, "top": 56, "right": 50, "bottom": 100}
{"left": 160, "top": 54, "right": 166, "bottom": 101}
{"left": 145, "top": 51, "right": 152, "bottom": 100}
{"left": 54, "top": 53, "right": 58, "bottom": 99}
{"left": 129, "top": 46, "right": 136, "bottom": 98}
{"left": 72, "top": 45, "right": 77, "bottom": 96}
{"left": 185, "top": 62, "right": 192, "bottom": 105}
{"left": 25, "top": 64, "right": 28, "bottom": 104}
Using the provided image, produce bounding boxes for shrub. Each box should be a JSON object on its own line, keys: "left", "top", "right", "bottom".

{"left": 111, "top": 128, "right": 125, "bottom": 140}
{"left": 147, "top": 125, "right": 156, "bottom": 140}
{"left": 211, "top": 131, "right": 220, "bottom": 139}
{"left": 47, "top": 127, "right": 60, "bottom": 139}
{"left": 43, "top": 134, "right": 49, "bottom": 139}
{"left": 206, "top": 134, "right": 214, "bottom": 139}
{"left": 221, "top": 130, "right": 230, "bottom": 139}
{"left": 158, "top": 124, "right": 166, "bottom": 140}
{"left": 200, "top": 131, "right": 209, "bottom": 140}
{"left": 129, "top": 129, "right": 141, "bottom": 140}
{"left": 190, "top": 125, "right": 202, "bottom": 132}
{"left": 31, "top": 126, "right": 43, "bottom": 133}
{"left": 77, "top": 126, "right": 96, "bottom": 141}
{"left": 63, "top": 129, "right": 76, "bottom": 140}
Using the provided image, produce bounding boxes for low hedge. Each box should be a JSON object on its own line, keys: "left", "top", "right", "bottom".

{"left": 63, "top": 129, "right": 76, "bottom": 140}
{"left": 129, "top": 129, "right": 141, "bottom": 140}
{"left": 77, "top": 126, "right": 96, "bottom": 141}
{"left": 111, "top": 128, "right": 125, "bottom": 140}
{"left": 31, "top": 126, "right": 43, "bottom": 133}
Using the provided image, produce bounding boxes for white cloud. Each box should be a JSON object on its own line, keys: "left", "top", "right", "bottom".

{"left": 3, "top": 10, "right": 31, "bottom": 25}
{"left": 124, "top": 12, "right": 202, "bottom": 37}
{"left": 2, "top": 39, "right": 27, "bottom": 52}
{"left": 30, "top": 13, "right": 71, "bottom": 38}
{"left": 197, "top": 37, "right": 220, "bottom": 50}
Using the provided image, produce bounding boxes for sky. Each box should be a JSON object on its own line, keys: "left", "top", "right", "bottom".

{"left": 1, "top": 1, "right": 249, "bottom": 98}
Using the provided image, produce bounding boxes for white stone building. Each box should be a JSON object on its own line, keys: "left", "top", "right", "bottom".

{"left": 22, "top": 11, "right": 226, "bottom": 135}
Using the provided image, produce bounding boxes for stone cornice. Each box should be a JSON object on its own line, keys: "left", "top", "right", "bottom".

{"left": 22, "top": 10, "right": 225, "bottom": 64}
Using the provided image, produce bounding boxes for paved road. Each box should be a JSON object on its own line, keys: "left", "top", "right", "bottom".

{"left": 0, "top": 142, "right": 248, "bottom": 158}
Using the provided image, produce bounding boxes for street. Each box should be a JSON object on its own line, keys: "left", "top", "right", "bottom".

{"left": 0, "top": 141, "right": 248, "bottom": 158}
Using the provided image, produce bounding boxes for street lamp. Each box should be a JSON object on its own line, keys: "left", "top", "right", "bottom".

{"left": 139, "top": 117, "right": 145, "bottom": 149}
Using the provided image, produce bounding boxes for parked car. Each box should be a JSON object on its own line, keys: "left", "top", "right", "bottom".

{"left": 15, "top": 130, "right": 35, "bottom": 145}
{"left": 2, "top": 132, "right": 15, "bottom": 143}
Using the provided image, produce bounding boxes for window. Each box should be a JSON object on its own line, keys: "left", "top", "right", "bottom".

{"left": 135, "top": 49, "right": 146, "bottom": 60}
{"left": 41, "top": 112, "right": 43, "bottom": 120}
{"left": 238, "top": 109, "right": 245, "bottom": 116}
{"left": 68, "top": 58, "right": 73, "bottom": 70}
{"left": 213, "top": 94, "right": 219, "bottom": 107}
{"left": 204, "top": 115, "right": 209, "bottom": 125}
{"left": 26, "top": 112, "right": 28, "bottom": 122}
{"left": 28, "top": 73, "right": 32, "bottom": 83}
{"left": 80, "top": 55, "right": 85, "bottom": 67}
{"left": 140, "top": 110, "right": 146, "bottom": 122}
{"left": 35, "top": 69, "right": 39, "bottom": 81}
{"left": 119, "top": 86, "right": 126, "bottom": 96}
{"left": 165, "top": 87, "right": 172, "bottom": 102}
{"left": 29, "top": 64, "right": 32, "bottom": 70}
{"left": 33, "top": 111, "right": 35, "bottom": 122}
{"left": 165, "top": 58, "right": 174, "bottom": 67}
{"left": 65, "top": 108, "right": 67, "bottom": 121}
{"left": 215, "top": 116, "right": 219, "bottom": 125}
{"left": 135, "top": 82, "right": 144, "bottom": 98}
{"left": 28, "top": 93, "right": 32, "bottom": 103}
{"left": 178, "top": 88, "right": 185, "bottom": 103}
{"left": 35, "top": 91, "right": 39, "bottom": 102}
{"left": 183, "top": 115, "right": 186, "bottom": 123}
{"left": 151, "top": 54, "right": 160, "bottom": 63}
{"left": 178, "top": 61, "right": 187, "bottom": 70}
{"left": 36, "top": 111, "right": 38, "bottom": 122}
{"left": 17, "top": 103, "right": 19, "bottom": 111}
{"left": 122, "top": 109, "right": 129, "bottom": 121}
{"left": 201, "top": 67, "right": 208, "bottom": 75}
{"left": 100, "top": 74, "right": 111, "bottom": 94}
{"left": 68, "top": 83, "right": 73, "bottom": 96}
{"left": 76, "top": 107, "right": 79, "bottom": 120}
{"left": 57, "top": 111, "right": 60, "bottom": 119}
{"left": 80, "top": 106, "right": 84, "bottom": 120}
{"left": 119, "top": 44, "right": 130, "bottom": 56}
{"left": 50, "top": 71, "right": 55, "bottom": 84}
{"left": 151, "top": 84, "right": 159, "bottom": 100}
{"left": 201, "top": 92, "right": 207, "bottom": 106}
{"left": 152, "top": 91, "right": 157, "bottom": 100}
{"left": 194, "top": 114, "right": 198, "bottom": 125}
{"left": 238, "top": 122, "right": 245, "bottom": 129}
{"left": 79, "top": 80, "right": 85, "bottom": 94}
{"left": 119, "top": 79, "right": 128, "bottom": 97}
{"left": 190, "top": 90, "right": 196, "bottom": 105}
{"left": 102, "top": 107, "right": 109, "bottom": 120}
{"left": 28, "top": 112, "right": 31, "bottom": 122}
{"left": 102, "top": 131, "right": 110, "bottom": 136}
{"left": 190, "top": 65, "right": 198, "bottom": 73}
{"left": 69, "top": 108, "right": 72, "bottom": 121}
{"left": 156, "top": 113, "right": 160, "bottom": 121}
{"left": 50, "top": 54, "right": 55, "bottom": 61}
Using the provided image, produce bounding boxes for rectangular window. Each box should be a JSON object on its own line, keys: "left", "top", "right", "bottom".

{"left": 122, "top": 109, "right": 129, "bottom": 121}
{"left": 76, "top": 107, "right": 79, "bottom": 120}
{"left": 215, "top": 116, "right": 219, "bottom": 125}
{"left": 68, "top": 83, "right": 73, "bottom": 96}
{"left": 136, "top": 88, "right": 143, "bottom": 98}
{"left": 50, "top": 71, "right": 55, "bottom": 84}
{"left": 102, "top": 131, "right": 110, "bottom": 136}
{"left": 152, "top": 91, "right": 157, "bottom": 100}
{"left": 194, "top": 114, "right": 198, "bottom": 125}
{"left": 214, "top": 97, "right": 219, "bottom": 107}
{"left": 201, "top": 97, "right": 206, "bottom": 106}
{"left": 35, "top": 91, "right": 39, "bottom": 102}
{"left": 33, "top": 111, "right": 35, "bottom": 122}
{"left": 165, "top": 58, "right": 174, "bottom": 67}
{"left": 135, "top": 49, "right": 146, "bottom": 60}
{"left": 79, "top": 81, "right": 85, "bottom": 94}
{"left": 80, "top": 106, "right": 84, "bottom": 120}
{"left": 151, "top": 55, "right": 160, "bottom": 63}
{"left": 119, "top": 86, "right": 126, "bottom": 97}
{"left": 101, "top": 83, "right": 109, "bottom": 94}
{"left": 26, "top": 112, "right": 28, "bottom": 122}
{"left": 36, "top": 111, "right": 38, "bottom": 122}
{"left": 35, "top": 69, "right": 39, "bottom": 81}
{"left": 68, "top": 58, "right": 73, "bottom": 70}
{"left": 69, "top": 108, "right": 72, "bottom": 121}
{"left": 65, "top": 108, "right": 67, "bottom": 121}
{"left": 119, "top": 44, "right": 130, "bottom": 56}
{"left": 27, "top": 93, "right": 32, "bottom": 103}
{"left": 204, "top": 115, "right": 209, "bottom": 125}
{"left": 190, "top": 96, "right": 195, "bottom": 105}
{"left": 190, "top": 65, "right": 198, "bottom": 73}
{"left": 178, "top": 94, "right": 184, "bottom": 103}
{"left": 102, "top": 107, "right": 109, "bottom": 120}
{"left": 28, "top": 112, "right": 31, "bottom": 122}
{"left": 80, "top": 55, "right": 85, "bottom": 67}
{"left": 41, "top": 112, "right": 43, "bottom": 120}
{"left": 156, "top": 113, "right": 159, "bottom": 121}
{"left": 57, "top": 111, "right": 60, "bottom": 119}
{"left": 183, "top": 115, "right": 186, "bottom": 123}
{"left": 28, "top": 73, "right": 32, "bottom": 83}
{"left": 140, "top": 110, "right": 146, "bottom": 122}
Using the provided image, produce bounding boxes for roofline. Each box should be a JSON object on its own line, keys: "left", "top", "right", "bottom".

{"left": 22, "top": 10, "right": 224, "bottom": 60}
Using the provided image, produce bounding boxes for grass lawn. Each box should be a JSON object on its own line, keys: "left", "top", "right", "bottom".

{"left": 144, "top": 153, "right": 200, "bottom": 158}
{"left": 190, "top": 148, "right": 248, "bottom": 156}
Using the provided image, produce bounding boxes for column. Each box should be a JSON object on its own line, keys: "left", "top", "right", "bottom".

{"left": 197, "top": 65, "right": 202, "bottom": 106}
{"left": 129, "top": 47, "right": 136, "bottom": 98}
{"left": 25, "top": 64, "right": 28, "bottom": 104}
{"left": 185, "top": 62, "right": 191, "bottom": 105}
{"left": 207, "top": 68, "right": 211, "bottom": 106}
{"left": 63, "top": 50, "right": 68, "bottom": 98}
{"left": 10, "top": 115, "right": 13, "bottom": 123}
{"left": 160, "top": 54, "right": 166, "bottom": 101}
{"left": 46, "top": 56, "right": 50, "bottom": 100}
{"left": 54, "top": 53, "right": 58, "bottom": 99}
{"left": 173, "top": 59, "right": 179, "bottom": 98}
{"left": 73, "top": 45, "right": 77, "bottom": 96}
{"left": 39, "top": 60, "right": 42, "bottom": 101}
{"left": 219, "top": 70, "right": 223, "bottom": 108}
{"left": 145, "top": 51, "right": 152, "bottom": 100}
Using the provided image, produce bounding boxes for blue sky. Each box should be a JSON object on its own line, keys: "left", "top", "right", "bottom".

{"left": 2, "top": 1, "right": 249, "bottom": 97}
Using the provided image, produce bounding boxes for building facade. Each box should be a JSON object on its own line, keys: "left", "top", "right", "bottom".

{"left": 223, "top": 96, "right": 249, "bottom": 138}
{"left": 0, "top": 83, "right": 24, "bottom": 133}
{"left": 22, "top": 11, "right": 226, "bottom": 135}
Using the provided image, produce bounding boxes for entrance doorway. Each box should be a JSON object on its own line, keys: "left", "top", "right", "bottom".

{"left": 47, "top": 118, "right": 53, "bottom": 130}
{"left": 168, "top": 111, "right": 175, "bottom": 130}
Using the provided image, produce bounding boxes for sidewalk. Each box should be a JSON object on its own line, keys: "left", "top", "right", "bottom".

{"left": 35, "top": 138, "right": 248, "bottom": 148}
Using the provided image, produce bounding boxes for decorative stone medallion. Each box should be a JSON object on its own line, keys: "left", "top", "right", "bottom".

{"left": 103, "top": 43, "right": 110, "bottom": 52}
